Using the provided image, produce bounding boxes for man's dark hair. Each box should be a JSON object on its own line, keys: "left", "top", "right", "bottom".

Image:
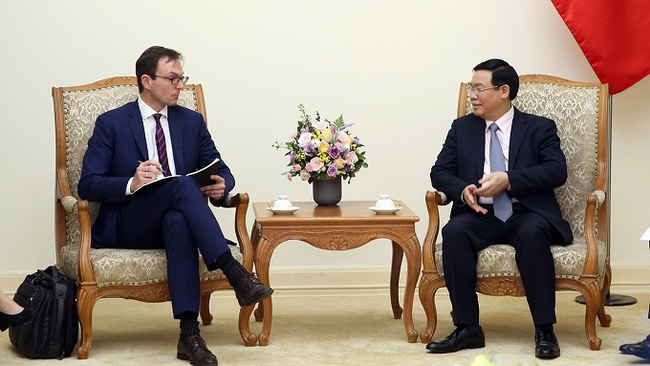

{"left": 135, "top": 46, "right": 183, "bottom": 93}
{"left": 473, "top": 58, "right": 519, "bottom": 100}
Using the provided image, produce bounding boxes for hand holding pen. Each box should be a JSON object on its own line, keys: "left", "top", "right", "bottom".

{"left": 130, "top": 160, "right": 164, "bottom": 192}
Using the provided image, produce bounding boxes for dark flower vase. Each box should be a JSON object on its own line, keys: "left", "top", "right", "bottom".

{"left": 312, "top": 176, "right": 342, "bottom": 205}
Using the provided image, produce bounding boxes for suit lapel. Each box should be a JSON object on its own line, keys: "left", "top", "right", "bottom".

{"left": 509, "top": 108, "right": 528, "bottom": 169}
{"left": 127, "top": 101, "right": 148, "bottom": 160}
{"left": 168, "top": 107, "right": 184, "bottom": 174}
{"left": 469, "top": 115, "right": 486, "bottom": 179}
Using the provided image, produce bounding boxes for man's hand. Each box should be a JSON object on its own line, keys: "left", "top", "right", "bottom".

{"left": 130, "top": 160, "right": 163, "bottom": 192}
{"left": 475, "top": 171, "right": 510, "bottom": 198}
{"left": 200, "top": 175, "right": 226, "bottom": 200}
{"left": 463, "top": 184, "right": 488, "bottom": 214}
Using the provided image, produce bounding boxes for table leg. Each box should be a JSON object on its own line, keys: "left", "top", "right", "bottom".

{"left": 254, "top": 301, "right": 264, "bottom": 322}
{"left": 394, "top": 235, "right": 421, "bottom": 343}
{"left": 390, "top": 241, "right": 404, "bottom": 319}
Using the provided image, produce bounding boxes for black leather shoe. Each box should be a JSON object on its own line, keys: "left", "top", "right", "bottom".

{"left": 426, "top": 326, "right": 485, "bottom": 353}
{"left": 535, "top": 329, "right": 560, "bottom": 359}
{"left": 177, "top": 334, "right": 218, "bottom": 366}
{"left": 620, "top": 334, "right": 650, "bottom": 359}
{"left": 234, "top": 273, "right": 274, "bottom": 306}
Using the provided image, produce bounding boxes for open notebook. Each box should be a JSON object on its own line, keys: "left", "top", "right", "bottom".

{"left": 133, "top": 157, "right": 221, "bottom": 193}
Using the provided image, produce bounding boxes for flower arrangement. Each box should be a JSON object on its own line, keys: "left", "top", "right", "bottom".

{"left": 273, "top": 104, "right": 367, "bottom": 183}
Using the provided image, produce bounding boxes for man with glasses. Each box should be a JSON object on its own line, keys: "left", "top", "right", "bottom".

{"left": 78, "top": 46, "right": 272, "bottom": 365}
{"left": 426, "top": 59, "right": 572, "bottom": 360}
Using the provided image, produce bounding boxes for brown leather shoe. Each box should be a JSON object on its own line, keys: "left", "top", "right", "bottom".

{"left": 234, "top": 273, "right": 274, "bottom": 306}
{"left": 177, "top": 334, "right": 218, "bottom": 366}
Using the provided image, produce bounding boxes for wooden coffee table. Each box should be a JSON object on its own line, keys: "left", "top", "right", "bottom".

{"left": 239, "top": 200, "right": 421, "bottom": 346}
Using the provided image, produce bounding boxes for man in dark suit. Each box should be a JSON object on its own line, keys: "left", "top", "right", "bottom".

{"left": 78, "top": 46, "right": 272, "bottom": 366}
{"left": 425, "top": 59, "right": 572, "bottom": 360}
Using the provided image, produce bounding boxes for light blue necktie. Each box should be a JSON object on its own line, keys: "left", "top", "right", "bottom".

{"left": 489, "top": 123, "right": 512, "bottom": 222}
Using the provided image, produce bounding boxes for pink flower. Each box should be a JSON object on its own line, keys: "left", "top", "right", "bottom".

{"left": 294, "top": 164, "right": 302, "bottom": 172}
{"left": 298, "top": 132, "right": 312, "bottom": 147}
{"left": 306, "top": 157, "right": 324, "bottom": 172}
{"left": 300, "top": 170, "right": 311, "bottom": 180}
{"left": 314, "top": 121, "right": 329, "bottom": 130}
{"left": 345, "top": 151, "right": 358, "bottom": 165}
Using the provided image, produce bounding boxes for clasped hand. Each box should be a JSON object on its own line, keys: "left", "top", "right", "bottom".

{"left": 463, "top": 171, "right": 510, "bottom": 214}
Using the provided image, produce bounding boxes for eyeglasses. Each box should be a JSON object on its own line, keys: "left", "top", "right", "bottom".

{"left": 467, "top": 84, "right": 503, "bottom": 95}
{"left": 154, "top": 75, "right": 189, "bottom": 86}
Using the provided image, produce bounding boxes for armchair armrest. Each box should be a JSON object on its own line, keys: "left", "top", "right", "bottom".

{"left": 591, "top": 190, "right": 605, "bottom": 207}
{"left": 59, "top": 195, "right": 79, "bottom": 214}
{"left": 56, "top": 192, "right": 96, "bottom": 284}
{"left": 581, "top": 190, "right": 607, "bottom": 277}
{"left": 435, "top": 191, "right": 449, "bottom": 206}
{"left": 223, "top": 192, "right": 254, "bottom": 271}
{"left": 422, "top": 191, "right": 447, "bottom": 271}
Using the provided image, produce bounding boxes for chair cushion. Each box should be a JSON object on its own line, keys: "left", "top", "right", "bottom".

{"left": 434, "top": 237, "right": 607, "bottom": 280}
{"left": 59, "top": 244, "right": 243, "bottom": 287}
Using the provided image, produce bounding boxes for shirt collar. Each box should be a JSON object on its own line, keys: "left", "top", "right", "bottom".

{"left": 485, "top": 105, "right": 514, "bottom": 134}
{"left": 137, "top": 96, "right": 168, "bottom": 120}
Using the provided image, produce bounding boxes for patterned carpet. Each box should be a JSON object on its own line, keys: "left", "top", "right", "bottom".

{"left": 0, "top": 291, "right": 648, "bottom": 365}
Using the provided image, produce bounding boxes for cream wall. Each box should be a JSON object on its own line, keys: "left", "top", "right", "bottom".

{"left": 1, "top": 1, "right": 649, "bottom": 290}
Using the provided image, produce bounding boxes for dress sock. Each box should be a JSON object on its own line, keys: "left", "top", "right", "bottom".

{"left": 179, "top": 312, "right": 200, "bottom": 338}
{"left": 214, "top": 251, "right": 249, "bottom": 290}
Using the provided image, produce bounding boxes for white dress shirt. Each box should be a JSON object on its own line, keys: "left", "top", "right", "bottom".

{"left": 125, "top": 98, "right": 178, "bottom": 194}
{"left": 479, "top": 105, "right": 514, "bottom": 204}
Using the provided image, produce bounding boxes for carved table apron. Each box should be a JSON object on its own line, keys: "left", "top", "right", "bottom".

{"left": 239, "top": 201, "right": 421, "bottom": 346}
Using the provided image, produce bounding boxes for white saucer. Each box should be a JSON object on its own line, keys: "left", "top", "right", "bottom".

{"left": 267, "top": 206, "right": 300, "bottom": 215}
{"left": 369, "top": 206, "right": 401, "bottom": 214}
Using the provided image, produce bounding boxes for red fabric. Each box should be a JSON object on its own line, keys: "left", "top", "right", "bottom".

{"left": 552, "top": 0, "right": 650, "bottom": 94}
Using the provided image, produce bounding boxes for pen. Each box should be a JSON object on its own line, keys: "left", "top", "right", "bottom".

{"left": 138, "top": 160, "right": 166, "bottom": 174}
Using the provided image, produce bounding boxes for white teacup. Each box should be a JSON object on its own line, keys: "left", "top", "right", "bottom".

{"left": 375, "top": 195, "right": 396, "bottom": 210}
{"left": 272, "top": 195, "right": 293, "bottom": 210}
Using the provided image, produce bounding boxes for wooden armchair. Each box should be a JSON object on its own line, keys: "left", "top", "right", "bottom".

{"left": 52, "top": 77, "right": 254, "bottom": 358}
{"left": 418, "top": 75, "right": 611, "bottom": 350}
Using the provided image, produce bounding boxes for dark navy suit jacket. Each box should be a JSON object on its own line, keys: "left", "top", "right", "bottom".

{"left": 78, "top": 100, "right": 235, "bottom": 248}
{"left": 431, "top": 108, "right": 573, "bottom": 245}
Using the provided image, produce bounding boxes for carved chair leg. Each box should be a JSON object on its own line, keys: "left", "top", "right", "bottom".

{"left": 583, "top": 292, "right": 602, "bottom": 350}
{"left": 418, "top": 273, "right": 444, "bottom": 343}
{"left": 597, "top": 266, "right": 613, "bottom": 327}
{"left": 239, "top": 305, "right": 258, "bottom": 347}
{"left": 76, "top": 286, "right": 98, "bottom": 359}
{"left": 390, "top": 241, "right": 404, "bottom": 319}
{"left": 200, "top": 293, "right": 214, "bottom": 325}
{"left": 577, "top": 282, "right": 603, "bottom": 351}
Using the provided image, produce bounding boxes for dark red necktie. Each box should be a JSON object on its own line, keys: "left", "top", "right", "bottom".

{"left": 153, "top": 113, "right": 171, "bottom": 177}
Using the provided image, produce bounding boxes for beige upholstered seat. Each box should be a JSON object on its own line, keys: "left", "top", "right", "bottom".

{"left": 419, "top": 75, "right": 611, "bottom": 350}
{"left": 53, "top": 77, "right": 254, "bottom": 358}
